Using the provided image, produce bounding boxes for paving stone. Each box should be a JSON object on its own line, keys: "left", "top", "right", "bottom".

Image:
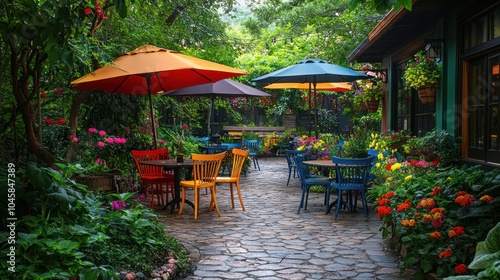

{"left": 159, "top": 157, "right": 413, "bottom": 279}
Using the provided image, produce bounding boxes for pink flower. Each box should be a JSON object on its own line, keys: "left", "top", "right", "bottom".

{"left": 99, "top": 130, "right": 106, "bottom": 137}
{"left": 88, "top": 127, "right": 97, "bottom": 133}
{"left": 72, "top": 137, "right": 79, "bottom": 143}
{"left": 106, "top": 138, "right": 114, "bottom": 144}
{"left": 111, "top": 201, "right": 120, "bottom": 210}
{"left": 95, "top": 158, "right": 101, "bottom": 164}
{"left": 119, "top": 201, "right": 127, "bottom": 208}
{"left": 97, "top": 141, "right": 105, "bottom": 147}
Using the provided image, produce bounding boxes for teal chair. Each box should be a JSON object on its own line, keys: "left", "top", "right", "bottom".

{"left": 294, "top": 154, "right": 332, "bottom": 213}
{"left": 243, "top": 139, "right": 260, "bottom": 170}
{"left": 284, "top": 149, "right": 305, "bottom": 186}
{"left": 328, "top": 156, "right": 376, "bottom": 220}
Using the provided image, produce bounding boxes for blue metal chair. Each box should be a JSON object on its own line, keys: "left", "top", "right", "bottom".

{"left": 328, "top": 156, "right": 375, "bottom": 220}
{"left": 284, "top": 149, "right": 305, "bottom": 186}
{"left": 242, "top": 139, "right": 261, "bottom": 170}
{"left": 294, "top": 154, "right": 332, "bottom": 213}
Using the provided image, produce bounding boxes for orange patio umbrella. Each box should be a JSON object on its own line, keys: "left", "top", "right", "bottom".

{"left": 71, "top": 45, "right": 249, "bottom": 148}
{"left": 264, "top": 82, "right": 352, "bottom": 91}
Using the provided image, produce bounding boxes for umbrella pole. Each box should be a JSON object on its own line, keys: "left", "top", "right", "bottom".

{"left": 146, "top": 75, "right": 158, "bottom": 149}
{"left": 308, "top": 83, "right": 312, "bottom": 136}
{"left": 313, "top": 79, "right": 319, "bottom": 137}
{"left": 208, "top": 94, "right": 215, "bottom": 141}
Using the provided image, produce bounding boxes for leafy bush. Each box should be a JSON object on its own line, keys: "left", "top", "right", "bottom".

{"left": 0, "top": 163, "right": 189, "bottom": 279}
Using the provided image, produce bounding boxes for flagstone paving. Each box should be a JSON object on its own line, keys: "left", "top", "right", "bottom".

{"left": 157, "top": 157, "right": 413, "bottom": 279}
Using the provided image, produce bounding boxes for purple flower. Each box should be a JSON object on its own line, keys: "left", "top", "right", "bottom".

{"left": 119, "top": 200, "right": 127, "bottom": 208}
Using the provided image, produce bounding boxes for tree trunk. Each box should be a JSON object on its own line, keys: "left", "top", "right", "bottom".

{"left": 65, "top": 91, "right": 92, "bottom": 162}
{"left": 9, "top": 42, "right": 54, "bottom": 167}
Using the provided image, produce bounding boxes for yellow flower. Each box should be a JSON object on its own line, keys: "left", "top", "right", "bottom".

{"left": 386, "top": 177, "right": 394, "bottom": 181}
{"left": 447, "top": 177, "right": 452, "bottom": 181}
{"left": 297, "top": 146, "right": 304, "bottom": 151}
{"left": 377, "top": 153, "right": 384, "bottom": 160}
{"left": 391, "top": 163, "right": 402, "bottom": 171}
{"left": 375, "top": 162, "right": 381, "bottom": 168}
{"left": 405, "top": 175, "right": 413, "bottom": 181}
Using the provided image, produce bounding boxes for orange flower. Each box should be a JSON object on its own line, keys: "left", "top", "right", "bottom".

{"left": 397, "top": 199, "right": 411, "bottom": 212}
{"left": 480, "top": 195, "right": 494, "bottom": 204}
{"left": 430, "top": 207, "right": 445, "bottom": 214}
{"left": 401, "top": 219, "right": 415, "bottom": 227}
{"left": 430, "top": 231, "right": 442, "bottom": 239}
{"left": 455, "top": 192, "right": 476, "bottom": 207}
{"left": 439, "top": 248, "right": 452, "bottom": 259}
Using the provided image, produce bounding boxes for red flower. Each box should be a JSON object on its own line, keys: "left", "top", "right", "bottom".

{"left": 448, "top": 226, "right": 465, "bottom": 238}
{"left": 54, "top": 87, "right": 63, "bottom": 95}
{"left": 378, "top": 198, "right": 390, "bottom": 206}
{"left": 377, "top": 206, "right": 392, "bottom": 218}
{"left": 182, "top": 124, "right": 188, "bottom": 130}
{"left": 432, "top": 157, "right": 440, "bottom": 166}
{"left": 385, "top": 164, "right": 392, "bottom": 171}
{"left": 40, "top": 92, "right": 47, "bottom": 98}
{"left": 84, "top": 6, "right": 92, "bottom": 15}
{"left": 383, "top": 191, "right": 395, "bottom": 199}
{"left": 439, "top": 248, "right": 452, "bottom": 259}
{"left": 455, "top": 264, "right": 467, "bottom": 275}
{"left": 430, "top": 186, "right": 442, "bottom": 196}
{"left": 55, "top": 118, "right": 66, "bottom": 126}
{"left": 44, "top": 118, "right": 54, "bottom": 125}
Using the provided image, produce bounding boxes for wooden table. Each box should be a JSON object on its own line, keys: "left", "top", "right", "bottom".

{"left": 140, "top": 159, "right": 194, "bottom": 213}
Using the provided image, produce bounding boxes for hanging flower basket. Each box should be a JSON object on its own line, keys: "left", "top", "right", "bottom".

{"left": 365, "top": 100, "right": 380, "bottom": 112}
{"left": 417, "top": 83, "right": 437, "bottom": 104}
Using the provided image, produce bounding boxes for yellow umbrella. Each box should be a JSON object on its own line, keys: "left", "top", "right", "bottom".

{"left": 264, "top": 82, "right": 351, "bottom": 91}
{"left": 71, "top": 45, "right": 249, "bottom": 148}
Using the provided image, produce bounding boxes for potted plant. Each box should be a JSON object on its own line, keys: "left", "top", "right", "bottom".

{"left": 403, "top": 51, "right": 442, "bottom": 104}
{"left": 358, "top": 78, "right": 383, "bottom": 112}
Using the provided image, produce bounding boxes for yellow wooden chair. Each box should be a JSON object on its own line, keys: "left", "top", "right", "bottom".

{"left": 178, "top": 152, "right": 226, "bottom": 219}
{"left": 214, "top": 148, "right": 250, "bottom": 211}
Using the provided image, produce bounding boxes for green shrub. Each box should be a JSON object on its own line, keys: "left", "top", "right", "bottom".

{"left": 0, "top": 163, "right": 190, "bottom": 279}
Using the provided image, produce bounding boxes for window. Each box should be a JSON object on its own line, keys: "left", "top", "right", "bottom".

{"left": 394, "top": 63, "right": 435, "bottom": 136}
{"left": 467, "top": 54, "right": 500, "bottom": 163}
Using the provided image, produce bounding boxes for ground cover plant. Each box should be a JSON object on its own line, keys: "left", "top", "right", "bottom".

{"left": 0, "top": 163, "right": 190, "bottom": 279}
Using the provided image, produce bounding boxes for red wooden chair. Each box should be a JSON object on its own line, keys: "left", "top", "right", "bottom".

{"left": 131, "top": 148, "right": 175, "bottom": 209}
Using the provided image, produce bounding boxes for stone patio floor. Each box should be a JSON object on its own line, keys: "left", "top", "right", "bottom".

{"left": 157, "top": 156, "right": 414, "bottom": 280}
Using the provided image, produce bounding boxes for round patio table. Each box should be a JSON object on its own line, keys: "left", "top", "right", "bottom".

{"left": 140, "top": 159, "right": 194, "bottom": 213}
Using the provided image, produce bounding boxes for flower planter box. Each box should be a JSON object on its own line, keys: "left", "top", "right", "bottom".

{"left": 75, "top": 174, "right": 116, "bottom": 193}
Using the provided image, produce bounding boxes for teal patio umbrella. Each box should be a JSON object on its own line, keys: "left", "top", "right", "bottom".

{"left": 253, "top": 59, "right": 368, "bottom": 136}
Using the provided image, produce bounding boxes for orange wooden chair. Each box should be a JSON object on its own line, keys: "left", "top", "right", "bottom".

{"left": 131, "top": 149, "right": 175, "bottom": 209}
{"left": 178, "top": 152, "right": 226, "bottom": 219}
{"left": 214, "top": 148, "right": 249, "bottom": 211}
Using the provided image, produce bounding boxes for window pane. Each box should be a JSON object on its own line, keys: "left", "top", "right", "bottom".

{"left": 493, "top": 6, "right": 500, "bottom": 39}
